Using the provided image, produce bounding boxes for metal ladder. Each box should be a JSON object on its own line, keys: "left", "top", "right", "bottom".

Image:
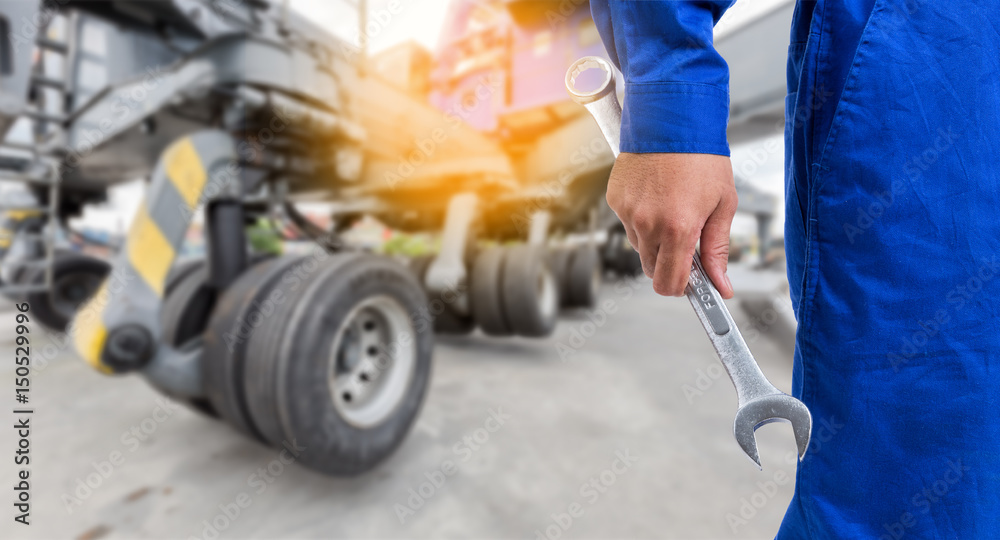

{"left": 0, "top": 11, "right": 77, "bottom": 296}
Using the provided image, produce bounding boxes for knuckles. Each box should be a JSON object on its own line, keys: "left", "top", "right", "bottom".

{"left": 630, "top": 210, "right": 658, "bottom": 235}
{"left": 720, "top": 190, "right": 740, "bottom": 217}
{"left": 662, "top": 217, "right": 695, "bottom": 241}
{"left": 652, "top": 281, "right": 669, "bottom": 296}
{"left": 653, "top": 279, "right": 686, "bottom": 297}
{"left": 626, "top": 207, "right": 696, "bottom": 241}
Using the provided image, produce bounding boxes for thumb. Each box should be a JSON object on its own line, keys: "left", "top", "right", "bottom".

{"left": 699, "top": 196, "right": 737, "bottom": 299}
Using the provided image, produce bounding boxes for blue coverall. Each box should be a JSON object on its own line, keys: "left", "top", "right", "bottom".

{"left": 591, "top": 1, "right": 1000, "bottom": 537}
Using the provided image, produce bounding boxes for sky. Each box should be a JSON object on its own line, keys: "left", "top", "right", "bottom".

{"left": 288, "top": 0, "right": 452, "bottom": 52}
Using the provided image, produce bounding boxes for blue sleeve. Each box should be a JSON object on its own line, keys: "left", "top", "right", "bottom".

{"left": 591, "top": 0, "right": 736, "bottom": 156}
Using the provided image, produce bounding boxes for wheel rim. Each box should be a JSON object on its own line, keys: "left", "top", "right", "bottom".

{"left": 536, "top": 267, "right": 558, "bottom": 321}
{"left": 328, "top": 295, "right": 416, "bottom": 428}
{"left": 51, "top": 272, "right": 103, "bottom": 319}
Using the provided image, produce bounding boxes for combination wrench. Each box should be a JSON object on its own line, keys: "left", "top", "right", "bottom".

{"left": 565, "top": 56, "right": 812, "bottom": 468}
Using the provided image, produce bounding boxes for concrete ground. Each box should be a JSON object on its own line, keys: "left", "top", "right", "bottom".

{"left": 1, "top": 275, "right": 800, "bottom": 540}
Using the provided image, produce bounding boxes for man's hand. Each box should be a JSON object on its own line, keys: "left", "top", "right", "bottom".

{"left": 607, "top": 152, "right": 738, "bottom": 298}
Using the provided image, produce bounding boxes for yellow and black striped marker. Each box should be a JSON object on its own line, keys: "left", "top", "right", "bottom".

{"left": 72, "top": 130, "right": 236, "bottom": 373}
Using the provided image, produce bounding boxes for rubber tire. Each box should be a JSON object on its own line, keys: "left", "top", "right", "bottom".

{"left": 158, "top": 262, "right": 217, "bottom": 417}
{"left": 410, "top": 254, "right": 474, "bottom": 335}
{"left": 241, "top": 256, "right": 360, "bottom": 451}
{"left": 157, "top": 254, "right": 275, "bottom": 418}
{"left": 164, "top": 259, "right": 205, "bottom": 298}
{"left": 161, "top": 265, "right": 215, "bottom": 348}
{"left": 501, "top": 245, "right": 558, "bottom": 337}
{"left": 162, "top": 254, "right": 274, "bottom": 346}
{"left": 201, "top": 256, "right": 306, "bottom": 443}
{"left": 547, "top": 248, "right": 574, "bottom": 307}
{"left": 567, "top": 246, "right": 601, "bottom": 309}
{"left": 243, "top": 253, "right": 433, "bottom": 476}
{"left": 470, "top": 248, "right": 512, "bottom": 336}
{"left": 616, "top": 244, "right": 643, "bottom": 277}
{"left": 27, "top": 251, "right": 110, "bottom": 332}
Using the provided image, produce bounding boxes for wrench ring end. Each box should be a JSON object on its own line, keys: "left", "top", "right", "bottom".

{"left": 565, "top": 56, "right": 616, "bottom": 105}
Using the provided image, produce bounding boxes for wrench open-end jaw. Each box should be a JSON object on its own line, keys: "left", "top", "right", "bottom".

{"left": 566, "top": 56, "right": 813, "bottom": 469}
{"left": 735, "top": 393, "right": 813, "bottom": 467}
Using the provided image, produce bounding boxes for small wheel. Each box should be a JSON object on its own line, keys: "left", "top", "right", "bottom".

{"left": 547, "top": 248, "right": 574, "bottom": 307}
{"left": 27, "top": 251, "right": 110, "bottom": 332}
{"left": 601, "top": 228, "right": 624, "bottom": 275}
{"left": 157, "top": 254, "right": 275, "bottom": 418}
{"left": 470, "top": 248, "right": 512, "bottom": 336}
{"left": 157, "top": 262, "right": 217, "bottom": 417}
{"left": 411, "top": 254, "right": 474, "bottom": 335}
{"left": 162, "top": 254, "right": 273, "bottom": 344}
{"left": 567, "top": 246, "right": 602, "bottom": 309}
{"left": 202, "top": 256, "right": 306, "bottom": 442}
{"left": 161, "top": 265, "right": 215, "bottom": 347}
{"left": 164, "top": 258, "right": 205, "bottom": 298}
{"left": 615, "top": 240, "right": 643, "bottom": 277}
{"left": 243, "top": 253, "right": 433, "bottom": 476}
{"left": 502, "top": 245, "right": 558, "bottom": 337}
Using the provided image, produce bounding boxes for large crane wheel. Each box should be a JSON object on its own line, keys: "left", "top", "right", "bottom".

{"left": 203, "top": 253, "right": 433, "bottom": 475}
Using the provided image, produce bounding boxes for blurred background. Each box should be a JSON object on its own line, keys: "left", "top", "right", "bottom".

{"left": 0, "top": 1, "right": 800, "bottom": 538}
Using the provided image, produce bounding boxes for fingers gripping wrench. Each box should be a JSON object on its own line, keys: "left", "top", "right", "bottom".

{"left": 565, "top": 57, "right": 812, "bottom": 468}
